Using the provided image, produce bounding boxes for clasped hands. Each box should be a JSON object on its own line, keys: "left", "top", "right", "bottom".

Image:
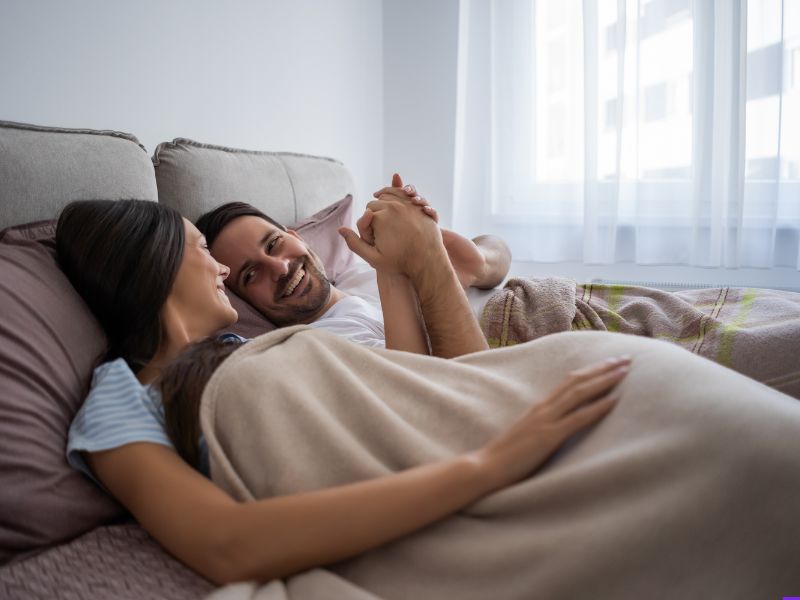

{"left": 338, "top": 173, "right": 446, "bottom": 280}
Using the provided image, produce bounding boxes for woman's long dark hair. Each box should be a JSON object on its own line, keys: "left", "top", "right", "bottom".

{"left": 56, "top": 199, "right": 185, "bottom": 373}
{"left": 159, "top": 337, "right": 244, "bottom": 469}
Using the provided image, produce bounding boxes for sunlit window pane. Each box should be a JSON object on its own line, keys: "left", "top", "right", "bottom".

{"left": 746, "top": 0, "right": 800, "bottom": 180}
{"left": 534, "top": 0, "right": 583, "bottom": 182}
{"left": 638, "top": 0, "right": 692, "bottom": 180}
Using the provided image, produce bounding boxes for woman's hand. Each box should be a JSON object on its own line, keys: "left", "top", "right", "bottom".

{"left": 470, "top": 355, "right": 631, "bottom": 494}
{"left": 373, "top": 174, "right": 439, "bottom": 222}
{"left": 370, "top": 175, "right": 508, "bottom": 289}
{"left": 351, "top": 174, "right": 436, "bottom": 260}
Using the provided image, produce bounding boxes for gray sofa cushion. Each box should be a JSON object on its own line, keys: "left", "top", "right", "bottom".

{"left": 153, "top": 138, "right": 356, "bottom": 224}
{"left": 0, "top": 121, "right": 157, "bottom": 230}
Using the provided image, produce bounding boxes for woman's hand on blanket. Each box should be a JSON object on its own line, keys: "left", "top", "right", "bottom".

{"left": 470, "top": 356, "right": 631, "bottom": 492}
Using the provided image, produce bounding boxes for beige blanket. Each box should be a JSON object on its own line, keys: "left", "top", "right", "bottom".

{"left": 202, "top": 326, "right": 800, "bottom": 600}
{"left": 482, "top": 278, "right": 800, "bottom": 398}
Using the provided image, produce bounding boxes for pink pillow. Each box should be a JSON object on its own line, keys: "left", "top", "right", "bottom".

{"left": 290, "top": 194, "right": 355, "bottom": 283}
{"left": 0, "top": 222, "right": 123, "bottom": 564}
{"left": 222, "top": 195, "right": 355, "bottom": 339}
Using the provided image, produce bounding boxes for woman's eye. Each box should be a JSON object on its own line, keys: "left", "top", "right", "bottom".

{"left": 244, "top": 270, "right": 254, "bottom": 285}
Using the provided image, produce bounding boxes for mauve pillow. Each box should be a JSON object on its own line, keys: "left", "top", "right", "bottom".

{"left": 222, "top": 195, "right": 356, "bottom": 339}
{"left": 0, "top": 221, "right": 123, "bottom": 564}
{"left": 290, "top": 194, "right": 354, "bottom": 283}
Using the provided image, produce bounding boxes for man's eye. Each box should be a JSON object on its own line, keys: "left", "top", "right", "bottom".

{"left": 268, "top": 237, "right": 280, "bottom": 253}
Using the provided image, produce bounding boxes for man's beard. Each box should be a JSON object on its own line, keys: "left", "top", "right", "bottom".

{"left": 261, "top": 250, "right": 332, "bottom": 327}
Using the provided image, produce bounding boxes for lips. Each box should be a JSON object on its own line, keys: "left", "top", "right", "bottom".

{"left": 282, "top": 266, "right": 306, "bottom": 298}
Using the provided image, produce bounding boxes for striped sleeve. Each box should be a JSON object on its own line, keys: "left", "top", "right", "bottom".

{"left": 67, "top": 358, "right": 173, "bottom": 483}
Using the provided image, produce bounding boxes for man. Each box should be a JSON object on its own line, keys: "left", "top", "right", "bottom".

{"left": 196, "top": 175, "right": 510, "bottom": 357}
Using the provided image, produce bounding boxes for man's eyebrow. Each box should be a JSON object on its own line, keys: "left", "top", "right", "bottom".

{"left": 233, "top": 230, "right": 276, "bottom": 286}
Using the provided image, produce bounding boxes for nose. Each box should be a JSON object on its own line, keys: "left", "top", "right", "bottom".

{"left": 218, "top": 262, "right": 230, "bottom": 280}
{"left": 264, "top": 255, "right": 291, "bottom": 281}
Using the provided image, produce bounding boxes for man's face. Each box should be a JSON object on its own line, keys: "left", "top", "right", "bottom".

{"left": 210, "top": 216, "right": 332, "bottom": 326}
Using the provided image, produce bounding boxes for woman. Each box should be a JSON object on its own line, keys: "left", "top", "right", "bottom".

{"left": 56, "top": 198, "right": 629, "bottom": 584}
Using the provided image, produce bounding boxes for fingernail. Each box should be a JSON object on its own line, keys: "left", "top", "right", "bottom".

{"left": 404, "top": 185, "right": 413, "bottom": 192}
{"left": 608, "top": 355, "right": 631, "bottom": 364}
{"left": 616, "top": 365, "right": 629, "bottom": 374}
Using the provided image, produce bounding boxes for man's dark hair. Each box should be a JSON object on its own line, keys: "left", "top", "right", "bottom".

{"left": 195, "top": 202, "right": 286, "bottom": 248}
{"left": 56, "top": 199, "right": 185, "bottom": 373}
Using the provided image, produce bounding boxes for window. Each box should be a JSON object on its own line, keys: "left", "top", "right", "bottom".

{"left": 454, "top": 0, "right": 800, "bottom": 280}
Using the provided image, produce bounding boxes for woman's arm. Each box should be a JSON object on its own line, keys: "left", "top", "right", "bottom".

{"left": 354, "top": 208, "right": 430, "bottom": 354}
{"left": 376, "top": 270, "right": 429, "bottom": 354}
{"left": 91, "top": 356, "right": 628, "bottom": 585}
{"left": 87, "top": 441, "right": 486, "bottom": 584}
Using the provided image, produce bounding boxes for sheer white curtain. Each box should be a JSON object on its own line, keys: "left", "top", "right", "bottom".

{"left": 452, "top": 0, "right": 800, "bottom": 278}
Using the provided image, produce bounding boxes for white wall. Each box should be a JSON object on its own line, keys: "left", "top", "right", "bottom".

{"left": 0, "top": 0, "right": 383, "bottom": 208}
{"left": 383, "top": 0, "right": 460, "bottom": 228}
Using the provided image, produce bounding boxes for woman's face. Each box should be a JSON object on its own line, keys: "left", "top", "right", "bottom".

{"left": 165, "top": 219, "right": 238, "bottom": 339}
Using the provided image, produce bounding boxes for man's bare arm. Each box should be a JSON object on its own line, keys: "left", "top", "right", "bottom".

{"left": 409, "top": 243, "right": 489, "bottom": 358}
{"left": 339, "top": 196, "right": 488, "bottom": 358}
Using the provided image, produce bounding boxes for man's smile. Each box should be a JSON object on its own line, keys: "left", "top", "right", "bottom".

{"left": 281, "top": 265, "right": 307, "bottom": 299}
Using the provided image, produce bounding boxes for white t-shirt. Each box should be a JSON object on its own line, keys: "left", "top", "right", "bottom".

{"left": 308, "top": 294, "right": 386, "bottom": 348}
{"left": 308, "top": 259, "right": 498, "bottom": 347}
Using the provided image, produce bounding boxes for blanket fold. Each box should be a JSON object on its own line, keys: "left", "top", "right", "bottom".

{"left": 202, "top": 326, "right": 800, "bottom": 600}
